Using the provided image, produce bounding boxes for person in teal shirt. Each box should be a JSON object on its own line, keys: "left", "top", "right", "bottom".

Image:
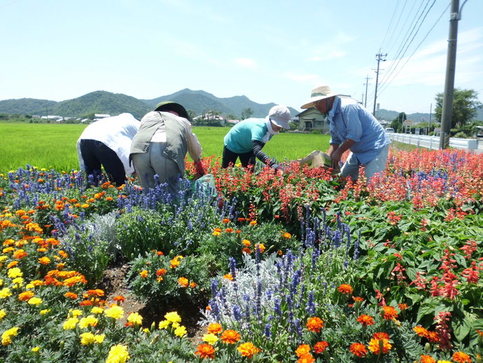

{"left": 222, "top": 105, "right": 291, "bottom": 169}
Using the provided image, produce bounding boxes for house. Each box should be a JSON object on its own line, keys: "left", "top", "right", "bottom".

{"left": 296, "top": 108, "right": 328, "bottom": 133}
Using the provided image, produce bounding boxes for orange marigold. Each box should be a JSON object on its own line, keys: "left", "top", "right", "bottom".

{"left": 313, "top": 341, "right": 329, "bottom": 354}
{"left": 297, "top": 353, "right": 315, "bottom": 363}
{"left": 451, "top": 351, "right": 472, "bottom": 363}
{"left": 349, "top": 343, "right": 367, "bottom": 358}
{"left": 419, "top": 355, "right": 436, "bottom": 363}
{"left": 207, "top": 323, "right": 223, "bottom": 335}
{"left": 223, "top": 273, "right": 233, "bottom": 281}
{"left": 113, "top": 295, "right": 126, "bottom": 303}
{"left": 295, "top": 344, "right": 311, "bottom": 357}
{"left": 237, "top": 342, "right": 260, "bottom": 358}
{"left": 194, "top": 343, "right": 215, "bottom": 359}
{"left": 18, "top": 291, "right": 35, "bottom": 301}
{"left": 381, "top": 305, "right": 399, "bottom": 320}
{"left": 306, "top": 317, "right": 324, "bottom": 332}
{"left": 38, "top": 257, "right": 51, "bottom": 265}
{"left": 398, "top": 303, "right": 409, "bottom": 310}
{"left": 372, "top": 332, "right": 390, "bottom": 340}
{"left": 368, "top": 338, "right": 392, "bottom": 355}
{"left": 337, "top": 284, "right": 353, "bottom": 294}
{"left": 64, "top": 292, "right": 78, "bottom": 299}
{"left": 178, "top": 277, "right": 189, "bottom": 288}
{"left": 156, "top": 268, "right": 167, "bottom": 276}
{"left": 356, "top": 314, "right": 375, "bottom": 326}
{"left": 220, "top": 329, "right": 241, "bottom": 344}
{"left": 413, "top": 325, "right": 429, "bottom": 338}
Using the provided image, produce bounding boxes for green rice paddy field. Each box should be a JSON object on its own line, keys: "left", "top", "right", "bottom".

{"left": 0, "top": 123, "right": 330, "bottom": 172}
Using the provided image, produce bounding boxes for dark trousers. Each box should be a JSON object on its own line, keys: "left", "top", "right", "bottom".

{"left": 79, "top": 139, "right": 126, "bottom": 186}
{"left": 222, "top": 146, "right": 255, "bottom": 168}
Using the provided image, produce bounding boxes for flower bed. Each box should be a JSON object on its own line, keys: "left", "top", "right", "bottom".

{"left": 0, "top": 148, "right": 481, "bottom": 362}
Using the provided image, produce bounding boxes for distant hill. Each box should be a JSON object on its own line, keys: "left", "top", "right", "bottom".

{"left": 1, "top": 89, "right": 480, "bottom": 122}
{"left": 0, "top": 89, "right": 299, "bottom": 119}
{"left": 142, "top": 88, "right": 299, "bottom": 117}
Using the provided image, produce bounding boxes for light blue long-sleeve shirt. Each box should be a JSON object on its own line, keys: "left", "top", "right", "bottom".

{"left": 328, "top": 97, "right": 390, "bottom": 164}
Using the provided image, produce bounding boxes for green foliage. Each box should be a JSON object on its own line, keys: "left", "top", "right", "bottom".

{"left": 434, "top": 88, "right": 482, "bottom": 128}
{"left": 127, "top": 251, "right": 215, "bottom": 307}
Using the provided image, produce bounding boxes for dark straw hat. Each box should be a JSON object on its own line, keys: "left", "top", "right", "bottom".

{"left": 154, "top": 101, "right": 190, "bottom": 120}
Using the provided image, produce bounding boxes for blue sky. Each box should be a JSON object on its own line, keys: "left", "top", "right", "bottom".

{"left": 1, "top": 0, "right": 482, "bottom": 115}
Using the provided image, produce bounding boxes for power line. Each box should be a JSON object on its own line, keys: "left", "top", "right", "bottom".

{"left": 380, "top": 1, "right": 403, "bottom": 51}
{"left": 378, "top": 1, "right": 449, "bottom": 96}
{"left": 378, "top": 0, "right": 438, "bottom": 94}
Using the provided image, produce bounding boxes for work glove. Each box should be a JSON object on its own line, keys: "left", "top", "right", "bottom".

{"left": 194, "top": 159, "right": 206, "bottom": 179}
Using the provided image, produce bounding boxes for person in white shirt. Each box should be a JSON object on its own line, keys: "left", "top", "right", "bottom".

{"left": 130, "top": 101, "right": 205, "bottom": 192}
{"left": 77, "top": 113, "right": 140, "bottom": 186}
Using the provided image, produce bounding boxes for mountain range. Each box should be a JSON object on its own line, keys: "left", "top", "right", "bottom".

{"left": 1, "top": 89, "right": 481, "bottom": 122}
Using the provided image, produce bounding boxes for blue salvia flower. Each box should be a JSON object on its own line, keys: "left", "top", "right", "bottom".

{"left": 233, "top": 305, "right": 242, "bottom": 321}
{"left": 306, "top": 291, "right": 316, "bottom": 315}
{"left": 353, "top": 231, "right": 361, "bottom": 260}
{"left": 264, "top": 323, "right": 272, "bottom": 338}
{"left": 274, "top": 298, "right": 282, "bottom": 316}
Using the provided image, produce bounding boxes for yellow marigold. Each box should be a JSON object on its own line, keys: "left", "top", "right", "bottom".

{"left": 242, "top": 239, "right": 251, "bottom": 247}
{"left": 40, "top": 309, "right": 50, "bottom": 315}
{"left": 3, "top": 247, "right": 15, "bottom": 254}
{"left": 159, "top": 320, "right": 170, "bottom": 329}
{"left": 79, "top": 315, "right": 98, "bottom": 329}
{"left": 1, "top": 326, "right": 19, "bottom": 345}
{"left": 91, "top": 307, "right": 104, "bottom": 314}
{"left": 169, "top": 256, "right": 183, "bottom": 268}
{"left": 139, "top": 270, "right": 148, "bottom": 278}
{"left": 11, "top": 277, "right": 24, "bottom": 288}
{"left": 368, "top": 338, "right": 392, "bottom": 355}
{"left": 106, "top": 344, "right": 130, "bottom": 363}
{"left": 282, "top": 232, "right": 292, "bottom": 238}
{"left": 80, "top": 332, "right": 96, "bottom": 345}
{"left": 202, "top": 333, "right": 218, "bottom": 345}
{"left": 38, "top": 257, "right": 51, "bottom": 265}
{"left": 164, "top": 311, "right": 181, "bottom": 324}
{"left": 0, "top": 309, "right": 6, "bottom": 320}
{"left": 178, "top": 277, "right": 189, "bottom": 287}
{"left": 451, "top": 352, "right": 472, "bottom": 363}
{"left": 207, "top": 323, "right": 223, "bottom": 335}
{"left": 174, "top": 325, "right": 187, "bottom": 337}
{"left": 104, "top": 305, "right": 124, "bottom": 320}
{"left": 0, "top": 288, "right": 12, "bottom": 299}
{"left": 63, "top": 317, "right": 79, "bottom": 330}
{"left": 127, "top": 312, "right": 143, "bottom": 326}
{"left": 7, "top": 267, "right": 23, "bottom": 278}
{"left": 31, "top": 346, "right": 40, "bottom": 352}
{"left": 295, "top": 344, "right": 311, "bottom": 357}
{"left": 255, "top": 243, "right": 265, "bottom": 253}
{"left": 237, "top": 342, "right": 261, "bottom": 358}
{"left": 27, "top": 297, "right": 42, "bottom": 305}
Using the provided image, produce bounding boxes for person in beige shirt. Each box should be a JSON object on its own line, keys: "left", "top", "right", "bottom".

{"left": 130, "top": 101, "right": 205, "bottom": 192}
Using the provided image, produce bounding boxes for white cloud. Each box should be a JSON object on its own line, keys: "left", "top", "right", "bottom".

{"left": 234, "top": 58, "right": 257, "bottom": 69}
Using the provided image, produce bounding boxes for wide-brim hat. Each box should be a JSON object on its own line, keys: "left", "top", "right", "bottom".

{"left": 266, "top": 104, "right": 291, "bottom": 129}
{"left": 154, "top": 101, "right": 191, "bottom": 120}
{"left": 300, "top": 85, "right": 340, "bottom": 109}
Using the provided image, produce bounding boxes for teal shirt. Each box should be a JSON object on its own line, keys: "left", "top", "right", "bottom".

{"left": 224, "top": 118, "right": 272, "bottom": 153}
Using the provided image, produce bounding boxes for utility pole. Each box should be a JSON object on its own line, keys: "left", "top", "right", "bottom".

{"left": 363, "top": 75, "right": 370, "bottom": 108}
{"left": 373, "top": 52, "right": 387, "bottom": 116}
{"left": 439, "top": 0, "right": 468, "bottom": 149}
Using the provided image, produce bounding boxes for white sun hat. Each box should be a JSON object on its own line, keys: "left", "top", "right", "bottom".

{"left": 300, "top": 85, "right": 342, "bottom": 109}
{"left": 266, "top": 105, "right": 291, "bottom": 129}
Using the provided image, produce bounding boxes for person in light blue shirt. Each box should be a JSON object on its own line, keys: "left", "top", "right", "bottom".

{"left": 301, "top": 85, "right": 390, "bottom": 181}
{"left": 222, "top": 105, "right": 291, "bottom": 169}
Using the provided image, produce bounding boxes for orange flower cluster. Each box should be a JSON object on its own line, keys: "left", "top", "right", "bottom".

{"left": 337, "top": 284, "right": 353, "bottom": 295}
{"left": 413, "top": 326, "right": 440, "bottom": 343}
{"left": 44, "top": 269, "right": 87, "bottom": 287}
{"left": 381, "top": 305, "right": 399, "bottom": 320}
{"left": 306, "top": 317, "right": 324, "bottom": 333}
{"left": 356, "top": 314, "right": 375, "bottom": 326}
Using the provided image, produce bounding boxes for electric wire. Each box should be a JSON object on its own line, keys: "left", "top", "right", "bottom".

{"left": 379, "top": 0, "right": 437, "bottom": 88}
{"left": 378, "top": 2, "right": 450, "bottom": 96}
